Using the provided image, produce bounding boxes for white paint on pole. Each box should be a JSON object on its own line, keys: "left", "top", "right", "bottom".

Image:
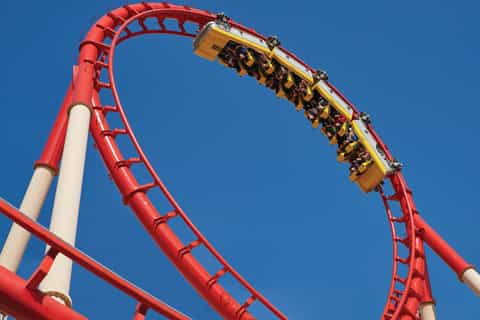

{"left": 0, "top": 166, "right": 55, "bottom": 272}
{"left": 419, "top": 302, "right": 436, "bottom": 320}
{"left": 39, "top": 104, "right": 91, "bottom": 307}
{"left": 462, "top": 268, "right": 480, "bottom": 297}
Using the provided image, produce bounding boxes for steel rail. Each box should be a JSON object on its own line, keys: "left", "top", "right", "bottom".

{"left": 379, "top": 177, "right": 422, "bottom": 319}
{"left": 75, "top": 2, "right": 424, "bottom": 319}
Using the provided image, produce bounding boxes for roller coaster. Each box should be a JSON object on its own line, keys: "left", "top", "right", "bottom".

{"left": 0, "top": 2, "right": 478, "bottom": 320}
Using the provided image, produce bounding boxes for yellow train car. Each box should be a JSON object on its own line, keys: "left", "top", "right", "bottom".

{"left": 349, "top": 119, "right": 395, "bottom": 192}
{"left": 194, "top": 21, "right": 271, "bottom": 61}
{"left": 193, "top": 20, "right": 396, "bottom": 192}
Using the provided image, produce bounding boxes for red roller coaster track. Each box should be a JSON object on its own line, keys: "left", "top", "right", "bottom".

{"left": 0, "top": 3, "right": 477, "bottom": 320}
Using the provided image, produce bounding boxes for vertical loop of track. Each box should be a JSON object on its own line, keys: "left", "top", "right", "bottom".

{"left": 77, "top": 2, "right": 426, "bottom": 319}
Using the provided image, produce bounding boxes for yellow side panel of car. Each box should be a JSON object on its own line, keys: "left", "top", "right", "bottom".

{"left": 193, "top": 29, "right": 230, "bottom": 60}
{"left": 194, "top": 24, "right": 270, "bottom": 61}
{"left": 350, "top": 122, "right": 388, "bottom": 191}
{"left": 284, "top": 73, "right": 295, "bottom": 89}
{"left": 351, "top": 122, "right": 387, "bottom": 175}
{"left": 351, "top": 163, "right": 385, "bottom": 192}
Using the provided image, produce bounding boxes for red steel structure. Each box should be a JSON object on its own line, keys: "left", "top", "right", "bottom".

{"left": 0, "top": 2, "right": 478, "bottom": 320}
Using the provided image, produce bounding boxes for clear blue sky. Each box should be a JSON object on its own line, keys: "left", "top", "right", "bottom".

{"left": 0, "top": 1, "right": 479, "bottom": 319}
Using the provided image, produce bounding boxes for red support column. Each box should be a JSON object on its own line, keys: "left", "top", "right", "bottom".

{"left": 133, "top": 304, "right": 148, "bottom": 320}
{"left": 414, "top": 215, "right": 472, "bottom": 277}
{"left": 0, "top": 198, "right": 190, "bottom": 320}
{"left": 35, "top": 83, "right": 73, "bottom": 174}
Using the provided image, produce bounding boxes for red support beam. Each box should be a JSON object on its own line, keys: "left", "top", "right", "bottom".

{"left": 133, "top": 303, "right": 148, "bottom": 320}
{"left": 35, "top": 82, "right": 73, "bottom": 174}
{"left": 0, "top": 198, "right": 190, "bottom": 320}
{"left": 0, "top": 266, "right": 87, "bottom": 320}
{"left": 414, "top": 214, "right": 472, "bottom": 277}
{"left": 26, "top": 247, "right": 59, "bottom": 290}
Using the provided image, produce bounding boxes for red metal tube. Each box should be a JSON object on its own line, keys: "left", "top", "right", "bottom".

{"left": 414, "top": 214, "right": 472, "bottom": 277}
{"left": 89, "top": 105, "right": 253, "bottom": 319}
{"left": 0, "top": 266, "right": 87, "bottom": 320}
{"left": 35, "top": 82, "right": 73, "bottom": 173}
{"left": 71, "top": 62, "right": 95, "bottom": 109}
{"left": 0, "top": 198, "right": 190, "bottom": 320}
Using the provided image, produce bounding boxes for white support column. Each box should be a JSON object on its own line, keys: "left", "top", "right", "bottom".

{"left": 38, "top": 103, "right": 91, "bottom": 307}
{"left": 462, "top": 268, "right": 480, "bottom": 297}
{"left": 419, "top": 302, "right": 436, "bottom": 320}
{"left": 0, "top": 166, "right": 55, "bottom": 272}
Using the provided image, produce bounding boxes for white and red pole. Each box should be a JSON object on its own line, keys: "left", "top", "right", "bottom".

{"left": 419, "top": 303, "right": 436, "bottom": 320}
{"left": 0, "top": 85, "right": 73, "bottom": 273}
{"left": 0, "top": 167, "right": 55, "bottom": 272}
{"left": 462, "top": 268, "right": 480, "bottom": 296}
{"left": 415, "top": 215, "right": 480, "bottom": 297}
{"left": 38, "top": 64, "right": 94, "bottom": 307}
{"left": 38, "top": 101, "right": 91, "bottom": 306}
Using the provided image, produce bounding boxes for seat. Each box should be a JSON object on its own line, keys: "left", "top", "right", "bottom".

{"left": 312, "top": 106, "right": 329, "bottom": 128}
{"left": 329, "top": 135, "right": 338, "bottom": 145}
{"left": 337, "top": 122, "right": 348, "bottom": 137}
{"left": 358, "top": 160, "right": 373, "bottom": 174}
{"left": 319, "top": 106, "right": 330, "bottom": 120}
{"left": 345, "top": 141, "right": 359, "bottom": 153}
{"left": 236, "top": 65, "right": 248, "bottom": 76}
{"left": 243, "top": 49, "right": 255, "bottom": 67}
{"left": 302, "top": 86, "right": 314, "bottom": 102}
{"left": 349, "top": 171, "right": 360, "bottom": 181}
{"left": 336, "top": 151, "right": 349, "bottom": 162}
{"left": 256, "top": 69, "right": 268, "bottom": 84}
{"left": 295, "top": 99, "right": 304, "bottom": 111}
{"left": 262, "top": 60, "right": 275, "bottom": 75}
{"left": 283, "top": 72, "right": 295, "bottom": 89}
{"left": 276, "top": 85, "right": 287, "bottom": 98}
